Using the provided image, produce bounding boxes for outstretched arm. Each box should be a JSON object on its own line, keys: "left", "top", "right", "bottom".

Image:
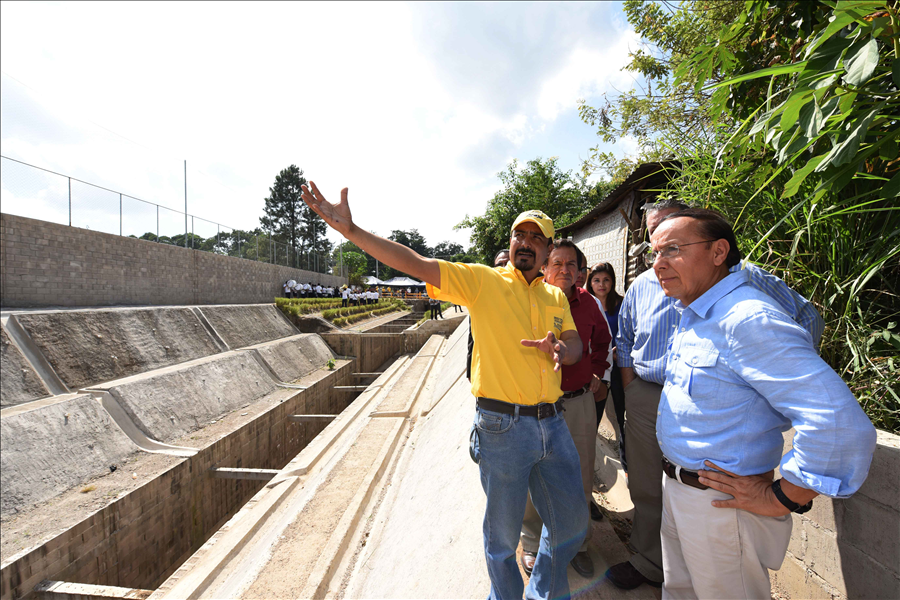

{"left": 301, "top": 182, "right": 441, "bottom": 287}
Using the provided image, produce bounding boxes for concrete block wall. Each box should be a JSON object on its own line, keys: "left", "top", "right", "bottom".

{"left": 771, "top": 429, "right": 900, "bottom": 600}
{"left": 0, "top": 213, "right": 344, "bottom": 308}
{"left": 571, "top": 206, "right": 630, "bottom": 296}
{"left": 0, "top": 363, "right": 354, "bottom": 600}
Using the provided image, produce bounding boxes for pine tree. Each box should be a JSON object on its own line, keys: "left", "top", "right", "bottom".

{"left": 259, "top": 165, "right": 307, "bottom": 268}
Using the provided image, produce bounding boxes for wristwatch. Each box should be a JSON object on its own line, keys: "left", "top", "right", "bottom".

{"left": 772, "top": 479, "right": 813, "bottom": 514}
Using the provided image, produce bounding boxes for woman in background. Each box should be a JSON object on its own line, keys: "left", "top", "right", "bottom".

{"left": 586, "top": 262, "right": 627, "bottom": 472}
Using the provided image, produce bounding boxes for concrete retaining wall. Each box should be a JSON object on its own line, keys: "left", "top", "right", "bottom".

{"left": 0, "top": 325, "right": 49, "bottom": 407}
{"left": 251, "top": 334, "right": 335, "bottom": 383}
{"left": 0, "top": 395, "right": 140, "bottom": 518}
{"left": 106, "top": 353, "right": 279, "bottom": 444}
{"left": 0, "top": 213, "right": 344, "bottom": 308}
{"left": 12, "top": 309, "right": 221, "bottom": 391}
{"left": 403, "top": 315, "right": 466, "bottom": 354}
{"left": 0, "top": 363, "right": 355, "bottom": 600}
{"left": 771, "top": 429, "right": 900, "bottom": 600}
{"left": 321, "top": 333, "right": 404, "bottom": 374}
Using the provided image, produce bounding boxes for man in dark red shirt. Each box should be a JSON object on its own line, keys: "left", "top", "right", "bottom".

{"left": 520, "top": 239, "right": 612, "bottom": 578}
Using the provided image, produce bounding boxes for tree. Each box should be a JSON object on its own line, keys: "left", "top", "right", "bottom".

{"left": 260, "top": 165, "right": 307, "bottom": 267}
{"left": 635, "top": 0, "right": 899, "bottom": 431}
{"left": 432, "top": 241, "right": 465, "bottom": 259}
{"left": 577, "top": 0, "right": 746, "bottom": 182}
{"left": 389, "top": 229, "right": 431, "bottom": 256}
{"left": 342, "top": 251, "right": 369, "bottom": 286}
{"left": 455, "top": 157, "right": 605, "bottom": 264}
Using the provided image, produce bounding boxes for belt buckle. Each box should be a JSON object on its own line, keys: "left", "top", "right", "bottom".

{"left": 537, "top": 403, "right": 552, "bottom": 419}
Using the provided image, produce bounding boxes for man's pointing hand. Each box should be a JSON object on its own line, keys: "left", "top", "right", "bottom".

{"left": 300, "top": 182, "right": 353, "bottom": 236}
{"left": 521, "top": 331, "right": 567, "bottom": 372}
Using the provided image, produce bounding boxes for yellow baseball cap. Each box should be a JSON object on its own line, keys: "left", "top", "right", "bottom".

{"left": 511, "top": 210, "right": 555, "bottom": 239}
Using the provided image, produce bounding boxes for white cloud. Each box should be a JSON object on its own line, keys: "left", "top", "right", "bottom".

{"left": 1, "top": 1, "right": 640, "bottom": 249}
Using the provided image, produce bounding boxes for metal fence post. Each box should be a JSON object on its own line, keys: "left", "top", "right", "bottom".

{"left": 68, "top": 178, "right": 72, "bottom": 226}
{"left": 191, "top": 216, "right": 194, "bottom": 249}
{"left": 256, "top": 235, "right": 259, "bottom": 261}
{"left": 156, "top": 205, "right": 159, "bottom": 242}
{"left": 217, "top": 224, "right": 220, "bottom": 254}
{"left": 119, "top": 193, "right": 122, "bottom": 236}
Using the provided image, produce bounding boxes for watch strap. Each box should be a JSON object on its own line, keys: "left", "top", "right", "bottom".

{"left": 772, "top": 479, "right": 813, "bottom": 514}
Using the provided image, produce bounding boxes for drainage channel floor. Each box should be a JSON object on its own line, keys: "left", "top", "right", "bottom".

{"left": 242, "top": 418, "right": 399, "bottom": 599}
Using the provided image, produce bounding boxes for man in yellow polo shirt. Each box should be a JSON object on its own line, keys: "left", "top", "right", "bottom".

{"left": 300, "top": 183, "right": 587, "bottom": 600}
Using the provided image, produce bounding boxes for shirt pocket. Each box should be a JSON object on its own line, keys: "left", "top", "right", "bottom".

{"left": 544, "top": 307, "right": 565, "bottom": 337}
{"left": 681, "top": 343, "right": 720, "bottom": 398}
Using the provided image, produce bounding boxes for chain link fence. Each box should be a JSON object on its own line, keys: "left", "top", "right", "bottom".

{"left": 0, "top": 156, "right": 339, "bottom": 273}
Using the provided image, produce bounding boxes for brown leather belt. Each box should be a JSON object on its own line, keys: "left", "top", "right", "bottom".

{"left": 662, "top": 457, "right": 709, "bottom": 490}
{"left": 560, "top": 385, "right": 589, "bottom": 399}
{"left": 476, "top": 397, "right": 560, "bottom": 420}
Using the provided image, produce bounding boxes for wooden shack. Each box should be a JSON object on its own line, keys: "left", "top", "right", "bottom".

{"left": 557, "top": 161, "right": 679, "bottom": 291}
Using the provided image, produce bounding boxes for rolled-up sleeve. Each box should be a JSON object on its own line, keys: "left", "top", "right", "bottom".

{"left": 729, "top": 310, "right": 876, "bottom": 497}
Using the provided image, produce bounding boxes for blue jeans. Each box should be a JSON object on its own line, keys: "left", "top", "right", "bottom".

{"left": 470, "top": 405, "right": 588, "bottom": 600}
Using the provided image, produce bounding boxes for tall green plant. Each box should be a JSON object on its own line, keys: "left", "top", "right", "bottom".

{"left": 665, "top": 0, "right": 899, "bottom": 432}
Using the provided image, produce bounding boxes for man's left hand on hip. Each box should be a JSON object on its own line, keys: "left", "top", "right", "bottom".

{"left": 697, "top": 461, "right": 790, "bottom": 517}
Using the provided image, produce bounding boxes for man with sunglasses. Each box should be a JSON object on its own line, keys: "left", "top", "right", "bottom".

{"left": 300, "top": 183, "right": 586, "bottom": 600}
{"left": 606, "top": 198, "right": 824, "bottom": 590}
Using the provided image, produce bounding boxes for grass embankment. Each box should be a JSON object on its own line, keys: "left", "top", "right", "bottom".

{"left": 276, "top": 297, "right": 408, "bottom": 328}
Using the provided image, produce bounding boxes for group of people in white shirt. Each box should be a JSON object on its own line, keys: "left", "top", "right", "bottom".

{"left": 282, "top": 280, "right": 338, "bottom": 299}
{"left": 341, "top": 286, "right": 380, "bottom": 307}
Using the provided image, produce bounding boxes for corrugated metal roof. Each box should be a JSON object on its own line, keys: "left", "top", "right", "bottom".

{"left": 557, "top": 160, "right": 680, "bottom": 235}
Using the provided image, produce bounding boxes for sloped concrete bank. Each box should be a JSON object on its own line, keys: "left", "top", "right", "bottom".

{"left": 0, "top": 361, "right": 357, "bottom": 600}
{"left": 0, "top": 304, "right": 412, "bottom": 600}
{"left": 0, "top": 325, "right": 50, "bottom": 408}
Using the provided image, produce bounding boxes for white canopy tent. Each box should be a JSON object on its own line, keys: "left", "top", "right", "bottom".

{"left": 381, "top": 276, "right": 426, "bottom": 288}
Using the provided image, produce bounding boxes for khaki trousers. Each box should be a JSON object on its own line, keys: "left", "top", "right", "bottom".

{"left": 521, "top": 389, "right": 596, "bottom": 553}
{"left": 624, "top": 376, "right": 665, "bottom": 582}
{"left": 661, "top": 475, "right": 792, "bottom": 599}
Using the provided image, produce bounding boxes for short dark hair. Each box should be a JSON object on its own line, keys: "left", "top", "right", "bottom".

{"left": 550, "top": 238, "right": 579, "bottom": 259}
{"left": 658, "top": 208, "right": 742, "bottom": 268}
{"left": 645, "top": 197, "right": 690, "bottom": 218}
{"left": 573, "top": 245, "right": 586, "bottom": 271}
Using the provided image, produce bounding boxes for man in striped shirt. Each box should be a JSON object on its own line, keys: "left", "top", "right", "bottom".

{"left": 605, "top": 198, "right": 823, "bottom": 590}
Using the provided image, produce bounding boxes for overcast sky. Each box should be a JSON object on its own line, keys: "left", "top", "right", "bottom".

{"left": 1, "top": 1, "right": 643, "bottom": 249}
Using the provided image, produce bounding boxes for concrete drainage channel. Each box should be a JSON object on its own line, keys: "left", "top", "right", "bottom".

{"left": 0, "top": 304, "right": 460, "bottom": 600}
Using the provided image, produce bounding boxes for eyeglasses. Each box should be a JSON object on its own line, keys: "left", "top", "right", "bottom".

{"left": 644, "top": 240, "right": 716, "bottom": 266}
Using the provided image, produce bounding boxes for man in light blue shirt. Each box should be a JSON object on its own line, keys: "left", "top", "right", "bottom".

{"left": 606, "top": 199, "right": 824, "bottom": 591}
{"left": 651, "top": 208, "right": 875, "bottom": 599}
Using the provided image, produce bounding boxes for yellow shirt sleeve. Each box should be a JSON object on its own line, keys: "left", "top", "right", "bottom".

{"left": 427, "top": 260, "right": 492, "bottom": 307}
